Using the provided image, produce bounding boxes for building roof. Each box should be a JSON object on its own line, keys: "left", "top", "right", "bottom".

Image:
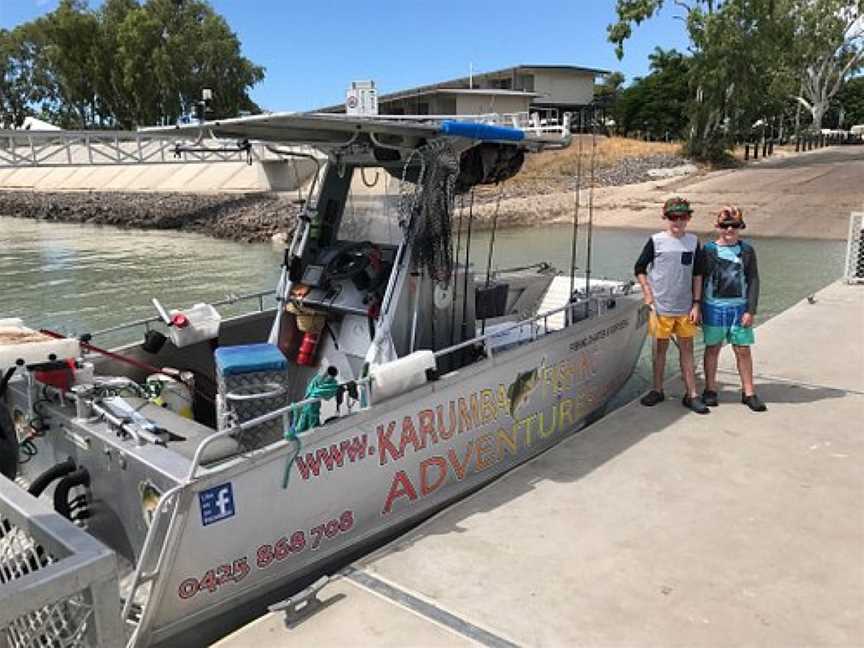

{"left": 318, "top": 64, "right": 609, "bottom": 112}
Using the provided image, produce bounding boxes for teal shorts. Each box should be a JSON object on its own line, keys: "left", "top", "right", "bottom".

{"left": 702, "top": 302, "right": 755, "bottom": 346}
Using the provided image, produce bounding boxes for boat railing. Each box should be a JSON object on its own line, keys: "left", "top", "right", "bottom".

{"left": 368, "top": 111, "right": 569, "bottom": 136}
{"left": 184, "top": 283, "right": 635, "bottom": 481}
{"left": 0, "top": 475, "right": 125, "bottom": 648}
{"left": 121, "top": 483, "right": 186, "bottom": 647}
{"left": 86, "top": 289, "right": 275, "bottom": 341}
{"left": 434, "top": 284, "right": 630, "bottom": 364}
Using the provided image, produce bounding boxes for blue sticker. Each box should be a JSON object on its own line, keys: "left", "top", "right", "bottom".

{"left": 199, "top": 483, "right": 235, "bottom": 526}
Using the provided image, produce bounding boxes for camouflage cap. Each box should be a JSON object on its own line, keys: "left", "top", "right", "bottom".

{"left": 663, "top": 196, "right": 693, "bottom": 217}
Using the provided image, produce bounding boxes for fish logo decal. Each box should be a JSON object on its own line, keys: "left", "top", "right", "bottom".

{"left": 507, "top": 358, "right": 545, "bottom": 417}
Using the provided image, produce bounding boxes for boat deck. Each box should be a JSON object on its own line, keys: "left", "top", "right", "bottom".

{"left": 215, "top": 281, "right": 864, "bottom": 647}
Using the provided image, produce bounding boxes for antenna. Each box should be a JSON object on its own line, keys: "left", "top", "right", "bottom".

{"left": 586, "top": 123, "right": 597, "bottom": 298}
{"left": 569, "top": 134, "right": 583, "bottom": 301}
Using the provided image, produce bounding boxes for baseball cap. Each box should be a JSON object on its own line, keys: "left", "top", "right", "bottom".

{"left": 663, "top": 197, "right": 693, "bottom": 217}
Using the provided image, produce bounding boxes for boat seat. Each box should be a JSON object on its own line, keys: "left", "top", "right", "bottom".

{"left": 214, "top": 343, "right": 290, "bottom": 450}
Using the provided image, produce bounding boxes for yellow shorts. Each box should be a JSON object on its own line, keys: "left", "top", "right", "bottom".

{"left": 649, "top": 312, "right": 697, "bottom": 339}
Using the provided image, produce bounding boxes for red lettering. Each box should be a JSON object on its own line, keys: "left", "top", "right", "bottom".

{"left": 418, "top": 409, "right": 438, "bottom": 447}
{"left": 295, "top": 452, "right": 322, "bottom": 480}
{"left": 475, "top": 434, "right": 495, "bottom": 471}
{"left": 382, "top": 470, "right": 418, "bottom": 515}
{"left": 343, "top": 434, "right": 368, "bottom": 462}
{"left": 317, "top": 444, "right": 344, "bottom": 471}
{"left": 296, "top": 435, "right": 369, "bottom": 479}
{"left": 447, "top": 442, "right": 474, "bottom": 481}
{"left": 437, "top": 402, "right": 457, "bottom": 440}
{"left": 377, "top": 421, "right": 400, "bottom": 465}
{"left": 480, "top": 389, "right": 496, "bottom": 423}
{"left": 420, "top": 456, "right": 448, "bottom": 496}
{"left": 458, "top": 395, "right": 480, "bottom": 433}
{"left": 399, "top": 416, "right": 424, "bottom": 456}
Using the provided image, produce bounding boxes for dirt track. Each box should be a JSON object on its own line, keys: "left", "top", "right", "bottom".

{"left": 480, "top": 146, "right": 864, "bottom": 240}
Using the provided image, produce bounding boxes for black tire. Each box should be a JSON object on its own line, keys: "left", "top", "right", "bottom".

{"left": 0, "top": 402, "right": 19, "bottom": 480}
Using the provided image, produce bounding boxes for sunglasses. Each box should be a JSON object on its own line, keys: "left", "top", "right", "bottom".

{"left": 718, "top": 222, "right": 743, "bottom": 230}
{"left": 665, "top": 213, "right": 691, "bottom": 222}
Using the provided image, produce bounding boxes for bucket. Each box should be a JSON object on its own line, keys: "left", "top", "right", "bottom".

{"left": 147, "top": 373, "right": 193, "bottom": 419}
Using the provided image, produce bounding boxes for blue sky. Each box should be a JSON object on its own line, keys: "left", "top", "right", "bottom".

{"left": 1, "top": 0, "right": 691, "bottom": 112}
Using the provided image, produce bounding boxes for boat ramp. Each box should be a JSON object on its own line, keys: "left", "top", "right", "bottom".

{"left": 217, "top": 280, "right": 863, "bottom": 647}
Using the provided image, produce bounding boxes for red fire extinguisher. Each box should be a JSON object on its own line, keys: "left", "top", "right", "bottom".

{"left": 296, "top": 331, "right": 320, "bottom": 366}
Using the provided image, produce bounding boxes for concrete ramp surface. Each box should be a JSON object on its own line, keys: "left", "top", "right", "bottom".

{"left": 217, "top": 282, "right": 864, "bottom": 647}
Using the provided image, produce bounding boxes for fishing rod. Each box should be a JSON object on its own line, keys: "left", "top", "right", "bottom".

{"left": 586, "top": 122, "right": 598, "bottom": 299}
{"left": 480, "top": 184, "right": 504, "bottom": 336}
{"left": 569, "top": 133, "right": 584, "bottom": 302}
{"left": 459, "top": 189, "right": 475, "bottom": 360}
{"left": 449, "top": 194, "right": 465, "bottom": 348}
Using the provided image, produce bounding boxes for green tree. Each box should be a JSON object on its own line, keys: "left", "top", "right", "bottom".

{"left": 828, "top": 75, "right": 864, "bottom": 126}
{"left": 609, "top": 0, "right": 800, "bottom": 159}
{"left": 615, "top": 48, "right": 690, "bottom": 139}
{"left": 33, "top": 0, "right": 101, "bottom": 128}
{"left": 2, "top": 0, "right": 264, "bottom": 129}
{"left": 789, "top": 0, "right": 862, "bottom": 130}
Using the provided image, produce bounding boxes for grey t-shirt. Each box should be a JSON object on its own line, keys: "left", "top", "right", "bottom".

{"left": 634, "top": 232, "right": 704, "bottom": 316}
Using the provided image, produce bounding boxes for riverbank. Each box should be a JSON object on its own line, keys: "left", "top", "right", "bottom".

{"left": 0, "top": 145, "right": 859, "bottom": 242}
{"left": 0, "top": 190, "right": 300, "bottom": 242}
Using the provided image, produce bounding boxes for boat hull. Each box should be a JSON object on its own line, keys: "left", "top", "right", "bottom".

{"left": 141, "top": 295, "right": 648, "bottom": 644}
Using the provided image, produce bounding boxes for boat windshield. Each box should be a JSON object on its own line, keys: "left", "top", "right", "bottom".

{"left": 340, "top": 166, "right": 404, "bottom": 246}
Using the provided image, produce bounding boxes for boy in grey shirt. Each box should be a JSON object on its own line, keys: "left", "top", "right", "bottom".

{"left": 634, "top": 197, "right": 709, "bottom": 414}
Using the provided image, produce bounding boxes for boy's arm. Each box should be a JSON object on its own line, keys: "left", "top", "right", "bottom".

{"left": 692, "top": 242, "right": 705, "bottom": 303}
{"left": 634, "top": 239, "right": 655, "bottom": 306}
{"left": 689, "top": 242, "right": 705, "bottom": 323}
{"left": 743, "top": 244, "right": 760, "bottom": 315}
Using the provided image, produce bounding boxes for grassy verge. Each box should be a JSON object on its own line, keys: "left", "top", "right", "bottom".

{"left": 518, "top": 135, "right": 682, "bottom": 182}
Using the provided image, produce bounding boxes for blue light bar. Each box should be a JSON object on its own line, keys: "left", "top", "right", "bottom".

{"left": 439, "top": 120, "right": 525, "bottom": 142}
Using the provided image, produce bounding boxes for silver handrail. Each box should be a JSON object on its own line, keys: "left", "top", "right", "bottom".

{"left": 121, "top": 483, "right": 185, "bottom": 647}
{"left": 87, "top": 289, "right": 275, "bottom": 339}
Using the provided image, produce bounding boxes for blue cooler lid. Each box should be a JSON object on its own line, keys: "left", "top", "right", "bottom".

{"left": 214, "top": 343, "right": 288, "bottom": 376}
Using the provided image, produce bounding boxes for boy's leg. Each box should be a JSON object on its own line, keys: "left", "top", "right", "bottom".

{"left": 677, "top": 336, "right": 697, "bottom": 398}
{"left": 653, "top": 338, "right": 669, "bottom": 391}
{"left": 703, "top": 344, "right": 722, "bottom": 392}
{"left": 733, "top": 345, "right": 755, "bottom": 396}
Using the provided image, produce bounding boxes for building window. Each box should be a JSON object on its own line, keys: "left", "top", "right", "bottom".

{"left": 517, "top": 74, "right": 534, "bottom": 92}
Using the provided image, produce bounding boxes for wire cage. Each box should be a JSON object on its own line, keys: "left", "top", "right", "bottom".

{"left": 844, "top": 212, "right": 864, "bottom": 284}
{"left": 0, "top": 481, "right": 124, "bottom": 648}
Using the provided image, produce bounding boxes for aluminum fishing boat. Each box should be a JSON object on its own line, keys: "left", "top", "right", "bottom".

{"left": 0, "top": 112, "right": 648, "bottom": 647}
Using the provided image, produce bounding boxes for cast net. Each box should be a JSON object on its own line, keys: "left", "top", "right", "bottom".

{"left": 398, "top": 141, "right": 459, "bottom": 285}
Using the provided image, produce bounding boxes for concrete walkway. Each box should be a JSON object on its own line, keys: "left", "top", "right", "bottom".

{"left": 216, "top": 282, "right": 864, "bottom": 647}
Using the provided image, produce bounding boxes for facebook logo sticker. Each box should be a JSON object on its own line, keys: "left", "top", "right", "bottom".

{"left": 199, "top": 483, "right": 235, "bottom": 526}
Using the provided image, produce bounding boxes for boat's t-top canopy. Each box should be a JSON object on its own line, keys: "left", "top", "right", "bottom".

{"left": 142, "top": 110, "right": 571, "bottom": 156}
{"left": 148, "top": 111, "right": 573, "bottom": 368}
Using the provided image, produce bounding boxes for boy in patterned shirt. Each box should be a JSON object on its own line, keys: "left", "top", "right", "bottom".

{"left": 634, "top": 197, "right": 709, "bottom": 414}
{"left": 701, "top": 206, "right": 766, "bottom": 412}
